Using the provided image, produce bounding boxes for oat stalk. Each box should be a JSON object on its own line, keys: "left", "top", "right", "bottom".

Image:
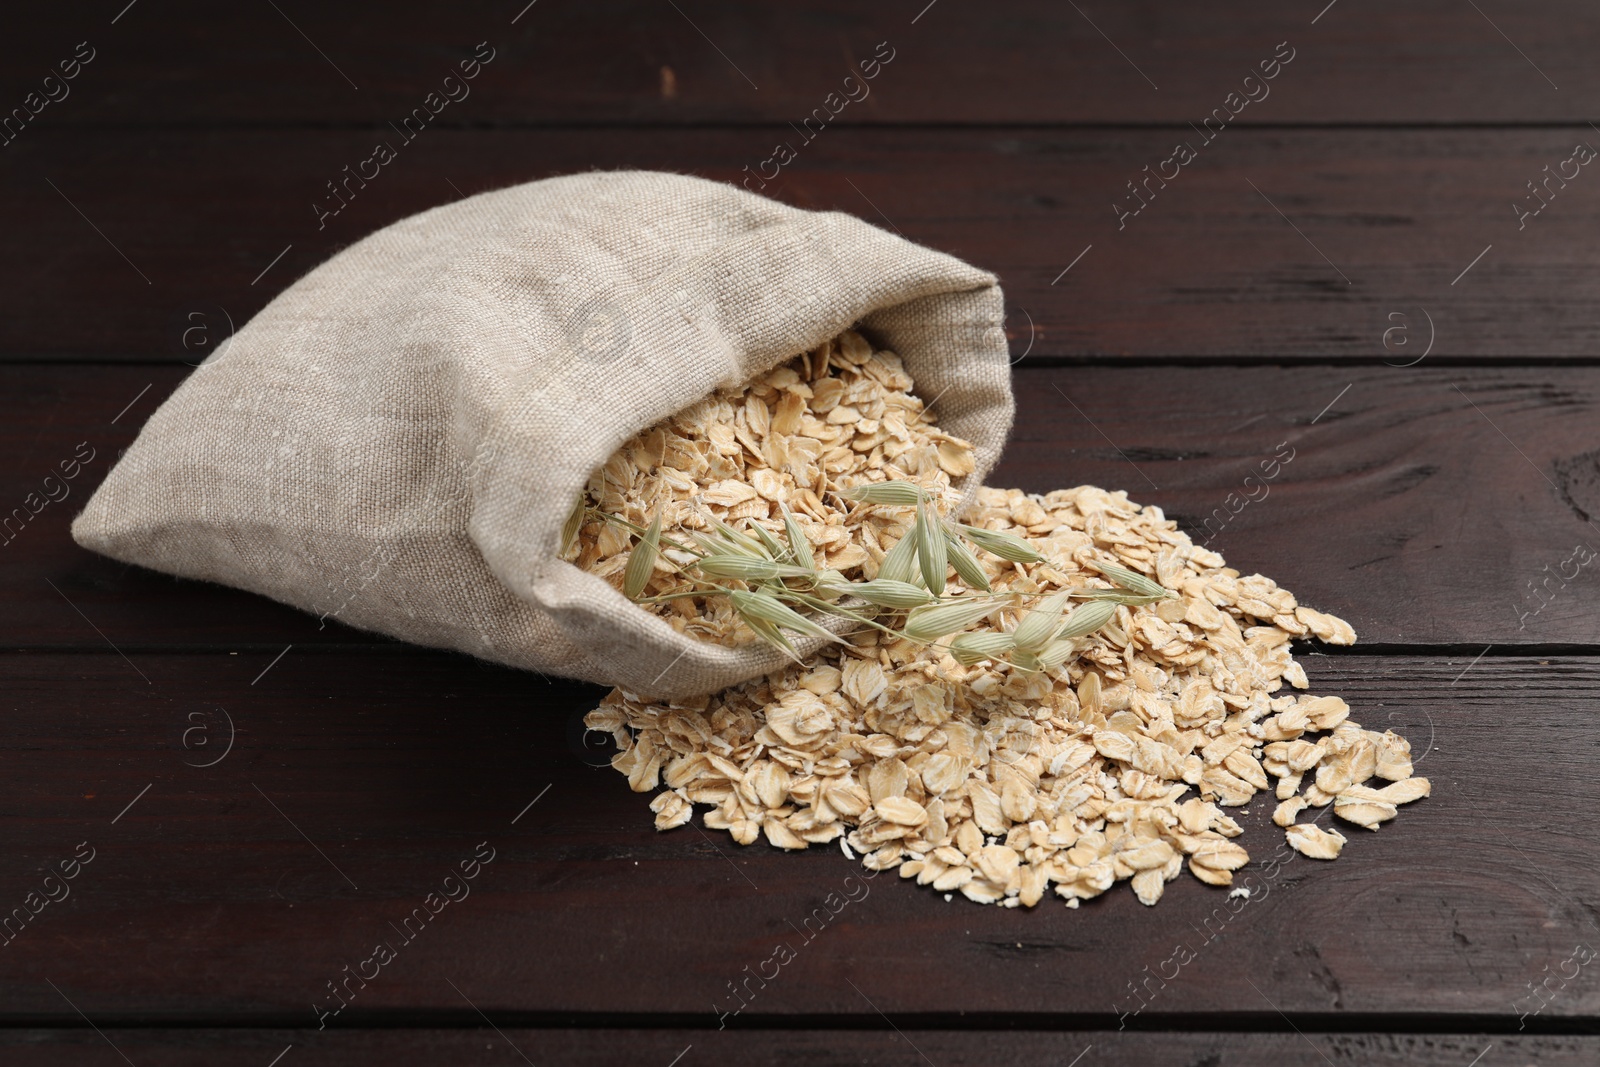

{"left": 586, "top": 496, "right": 1177, "bottom": 674}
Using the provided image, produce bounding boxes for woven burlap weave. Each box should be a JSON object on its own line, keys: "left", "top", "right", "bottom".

{"left": 74, "top": 171, "right": 1014, "bottom": 698}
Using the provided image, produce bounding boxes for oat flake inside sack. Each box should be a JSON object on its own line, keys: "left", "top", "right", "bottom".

{"left": 74, "top": 171, "right": 1014, "bottom": 697}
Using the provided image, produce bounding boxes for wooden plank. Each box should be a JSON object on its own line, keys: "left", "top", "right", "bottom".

{"left": 1, "top": 1, "right": 1596, "bottom": 126}
{"left": 5, "top": 363, "right": 1597, "bottom": 648}
{"left": 0, "top": 650, "right": 1594, "bottom": 1022}
{"left": 996, "top": 363, "right": 1600, "bottom": 649}
{"left": 0, "top": 1029, "right": 1587, "bottom": 1066}
{"left": 6, "top": 127, "right": 1600, "bottom": 359}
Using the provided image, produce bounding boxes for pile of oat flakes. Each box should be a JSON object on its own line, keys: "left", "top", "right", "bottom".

{"left": 579, "top": 332, "right": 1430, "bottom": 908}
{"left": 567, "top": 330, "right": 973, "bottom": 644}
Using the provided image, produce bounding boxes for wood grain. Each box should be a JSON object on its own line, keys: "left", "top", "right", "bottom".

{"left": 0, "top": 1029, "right": 1585, "bottom": 1066}
{"left": 1, "top": 1, "right": 1594, "bottom": 126}
{"left": 5, "top": 128, "right": 1599, "bottom": 359}
{"left": 0, "top": 650, "right": 1594, "bottom": 1022}
{"left": 5, "top": 0, "right": 1595, "bottom": 1053}
{"left": 5, "top": 363, "right": 1597, "bottom": 648}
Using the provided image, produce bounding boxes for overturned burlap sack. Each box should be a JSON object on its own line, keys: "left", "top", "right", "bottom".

{"left": 74, "top": 170, "right": 1013, "bottom": 697}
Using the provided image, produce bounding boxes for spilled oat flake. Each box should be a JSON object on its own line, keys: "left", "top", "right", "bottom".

{"left": 580, "top": 332, "right": 1429, "bottom": 908}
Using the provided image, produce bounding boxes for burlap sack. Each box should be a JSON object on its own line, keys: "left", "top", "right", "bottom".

{"left": 73, "top": 170, "right": 1013, "bottom": 698}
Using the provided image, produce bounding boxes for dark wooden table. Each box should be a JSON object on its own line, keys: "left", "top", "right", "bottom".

{"left": 4, "top": 2, "right": 1599, "bottom": 1063}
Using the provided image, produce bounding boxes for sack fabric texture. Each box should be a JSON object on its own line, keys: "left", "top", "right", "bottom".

{"left": 74, "top": 170, "right": 1014, "bottom": 698}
